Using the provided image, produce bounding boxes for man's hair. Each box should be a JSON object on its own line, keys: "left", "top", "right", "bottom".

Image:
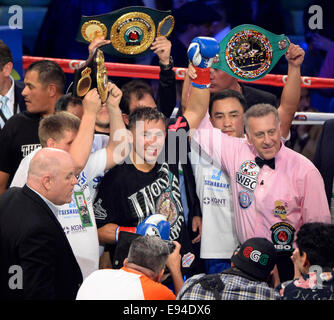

{"left": 244, "top": 103, "right": 280, "bottom": 134}
{"left": 127, "top": 236, "right": 169, "bottom": 274}
{"left": 38, "top": 111, "right": 80, "bottom": 147}
{"left": 55, "top": 93, "right": 82, "bottom": 112}
{"left": 209, "top": 89, "right": 247, "bottom": 116}
{"left": 0, "top": 40, "right": 13, "bottom": 70}
{"left": 120, "top": 80, "right": 155, "bottom": 115}
{"left": 128, "top": 106, "right": 166, "bottom": 130}
{"left": 297, "top": 222, "right": 334, "bottom": 269}
{"left": 26, "top": 60, "right": 66, "bottom": 93}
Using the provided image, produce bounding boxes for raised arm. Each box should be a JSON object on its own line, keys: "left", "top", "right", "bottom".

{"left": 182, "top": 37, "right": 219, "bottom": 130}
{"left": 151, "top": 36, "right": 177, "bottom": 118}
{"left": 278, "top": 43, "right": 305, "bottom": 138}
{"left": 165, "top": 241, "right": 184, "bottom": 295}
{"left": 181, "top": 65, "right": 195, "bottom": 114}
{"left": 104, "top": 83, "right": 130, "bottom": 170}
{"left": 69, "top": 89, "right": 101, "bottom": 175}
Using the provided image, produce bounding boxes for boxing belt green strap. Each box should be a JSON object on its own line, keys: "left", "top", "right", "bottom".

{"left": 212, "top": 24, "right": 290, "bottom": 81}
{"left": 76, "top": 6, "right": 174, "bottom": 58}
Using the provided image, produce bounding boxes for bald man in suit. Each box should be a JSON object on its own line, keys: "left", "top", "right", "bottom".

{"left": 0, "top": 148, "right": 83, "bottom": 300}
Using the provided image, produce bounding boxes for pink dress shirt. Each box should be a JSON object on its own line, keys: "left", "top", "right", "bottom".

{"left": 193, "top": 114, "right": 330, "bottom": 250}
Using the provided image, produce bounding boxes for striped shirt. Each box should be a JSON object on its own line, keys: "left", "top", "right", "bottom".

{"left": 177, "top": 272, "right": 280, "bottom": 300}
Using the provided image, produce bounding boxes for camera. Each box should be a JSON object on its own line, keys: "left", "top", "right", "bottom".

{"left": 165, "top": 240, "right": 175, "bottom": 254}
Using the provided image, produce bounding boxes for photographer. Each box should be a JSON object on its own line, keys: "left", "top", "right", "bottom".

{"left": 76, "top": 236, "right": 183, "bottom": 300}
{"left": 178, "top": 238, "right": 281, "bottom": 300}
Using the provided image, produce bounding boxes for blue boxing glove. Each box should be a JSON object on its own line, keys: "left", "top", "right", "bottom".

{"left": 187, "top": 37, "right": 219, "bottom": 88}
{"left": 136, "top": 214, "right": 170, "bottom": 241}
{"left": 187, "top": 37, "right": 219, "bottom": 68}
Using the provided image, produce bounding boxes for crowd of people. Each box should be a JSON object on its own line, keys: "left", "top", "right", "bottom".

{"left": 0, "top": 1, "right": 334, "bottom": 301}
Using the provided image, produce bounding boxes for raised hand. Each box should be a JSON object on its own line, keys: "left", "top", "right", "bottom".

{"left": 88, "top": 36, "right": 111, "bottom": 56}
{"left": 82, "top": 88, "right": 101, "bottom": 115}
{"left": 151, "top": 36, "right": 172, "bottom": 66}
{"left": 106, "top": 82, "right": 122, "bottom": 110}
{"left": 285, "top": 43, "right": 305, "bottom": 68}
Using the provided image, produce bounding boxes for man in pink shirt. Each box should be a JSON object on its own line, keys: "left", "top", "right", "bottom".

{"left": 189, "top": 83, "right": 331, "bottom": 281}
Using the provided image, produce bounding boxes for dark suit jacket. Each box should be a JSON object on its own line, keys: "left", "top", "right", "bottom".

{"left": 314, "top": 119, "right": 334, "bottom": 207}
{"left": 0, "top": 185, "right": 82, "bottom": 300}
{"left": 14, "top": 81, "right": 26, "bottom": 113}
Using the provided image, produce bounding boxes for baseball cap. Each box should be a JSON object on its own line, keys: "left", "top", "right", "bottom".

{"left": 231, "top": 238, "right": 277, "bottom": 281}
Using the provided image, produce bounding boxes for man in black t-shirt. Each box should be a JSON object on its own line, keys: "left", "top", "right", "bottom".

{"left": 94, "top": 107, "right": 197, "bottom": 276}
{"left": 94, "top": 36, "right": 219, "bottom": 277}
{"left": 0, "top": 60, "right": 65, "bottom": 194}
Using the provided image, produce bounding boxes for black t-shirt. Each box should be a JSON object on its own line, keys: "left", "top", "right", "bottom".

{"left": 94, "top": 116, "right": 196, "bottom": 275}
{"left": 278, "top": 271, "right": 334, "bottom": 300}
{"left": 0, "top": 111, "right": 41, "bottom": 186}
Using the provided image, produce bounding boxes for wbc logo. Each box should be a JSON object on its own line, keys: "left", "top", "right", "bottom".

{"left": 236, "top": 160, "right": 260, "bottom": 192}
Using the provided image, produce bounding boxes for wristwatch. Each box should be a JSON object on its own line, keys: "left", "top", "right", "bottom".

{"left": 159, "top": 56, "right": 174, "bottom": 71}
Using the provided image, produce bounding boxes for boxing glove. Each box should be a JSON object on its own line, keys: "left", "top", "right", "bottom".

{"left": 187, "top": 37, "right": 219, "bottom": 88}
{"left": 136, "top": 214, "right": 170, "bottom": 240}
{"left": 115, "top": 214, "right": 170, "bottom": 242}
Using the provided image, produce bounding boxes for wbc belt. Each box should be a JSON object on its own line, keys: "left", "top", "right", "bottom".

{"left": 212, "top": 24, "right": 290, "bottom": 81}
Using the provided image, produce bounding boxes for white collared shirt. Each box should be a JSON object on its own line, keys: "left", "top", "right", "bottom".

{"left": 0, "top": 76, "right": 16, "bottom": 128}
{"left": 1, "top": 75, "right": 15, "bottom": 113}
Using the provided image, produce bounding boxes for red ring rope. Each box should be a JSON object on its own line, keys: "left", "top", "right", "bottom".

{"left": 22, "top": 56, "right": 334, "bottom": 88}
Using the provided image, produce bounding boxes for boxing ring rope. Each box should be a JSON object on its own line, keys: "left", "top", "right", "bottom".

{"left": 22, "top": 55, "right": 334, "bottom": 124}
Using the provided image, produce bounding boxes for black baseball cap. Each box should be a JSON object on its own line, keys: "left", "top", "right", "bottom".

{"left": 231, "top": 237, "right": 277, "bottom": 281}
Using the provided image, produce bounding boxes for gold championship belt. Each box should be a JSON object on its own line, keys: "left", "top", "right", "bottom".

{"left": 72, "top": 48, "right": 108, "bottom": 102}
{"left": 212, "top": 24, "right": 290, "bottom": 81}
{"left": 76, "top": 6, "right": 174, "bottom": 58}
